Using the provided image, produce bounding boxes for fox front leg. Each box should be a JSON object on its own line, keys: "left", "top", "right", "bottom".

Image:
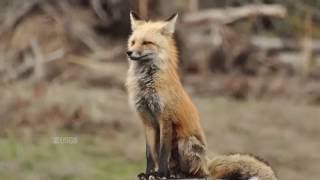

{"left": 138, "top": 123, "right": 159, "bottom": 180}
{"left": 146, "top": 144, "right": 157, "bottom": 174}
{"left": 158, "top": 120, "right": 173, "bottom": 178}
{"left": 137, "top": 144, "right": 157, "bottom": 180}
{"left": 141, "top": 111, "right": 160, "bottom": 176}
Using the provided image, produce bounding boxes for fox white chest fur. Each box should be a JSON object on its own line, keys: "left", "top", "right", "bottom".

{"left": 127, "top": 61, "right": 164, "bottom": 118}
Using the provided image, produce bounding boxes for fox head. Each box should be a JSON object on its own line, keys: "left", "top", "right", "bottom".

{"left": 127, "top": 12, "right": 178, "bottom": 67}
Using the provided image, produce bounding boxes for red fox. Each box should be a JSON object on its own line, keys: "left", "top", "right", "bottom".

{"left": 126, "top": 11, "right": 277, "bottom": 180}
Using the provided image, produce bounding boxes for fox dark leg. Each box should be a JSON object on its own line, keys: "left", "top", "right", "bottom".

{"left": 140, "top": 112, "right": 160, "bottom": 179}
{"left": 146, "top": 145, "right": 156, "bottom": 173}
{"left": 144, "top": 124, "right": 159, "bottom": 173}
{"left": 158, "top": 120, "right": 173, "bottom": 178}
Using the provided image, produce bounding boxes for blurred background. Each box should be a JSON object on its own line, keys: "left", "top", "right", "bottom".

{"left": 0, "top": 0, "right": 319, "bottom": 179}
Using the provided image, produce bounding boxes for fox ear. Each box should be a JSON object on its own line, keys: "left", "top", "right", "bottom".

{"left": 130, "top": 11, "right": 144, "bottom": 30}
{"left": 163, "top": 13, "right": 178, "bottom": 34}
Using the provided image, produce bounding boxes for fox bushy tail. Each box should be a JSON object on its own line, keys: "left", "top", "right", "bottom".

{"left": 207, "top": 154, "right": 277, "bottom": 180}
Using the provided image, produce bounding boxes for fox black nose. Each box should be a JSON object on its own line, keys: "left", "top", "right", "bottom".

{"left": 126, "top": 51, "right": 133, "bottom": 56}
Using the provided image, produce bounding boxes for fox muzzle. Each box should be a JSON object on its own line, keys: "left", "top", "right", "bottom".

{"left": 127, "top": 51, "right": 153, "bottom": 61}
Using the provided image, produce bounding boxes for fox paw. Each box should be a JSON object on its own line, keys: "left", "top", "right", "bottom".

{"left": 169, "top": 174, "right": 178, "bottom": 179}
{"left": 149, "top": 174, "right": 170, "bottom": 180}
{"left": 148, "top": 175, "right": 157, "bottom": 180}
{"left": 148, "top": 172, "right": 159, "bottom": 180}
{"left": 137, "top": 173, "right": 147, "bottom": 180}
{"left": 137, "top": 172, "right": 162, "bottom": 180}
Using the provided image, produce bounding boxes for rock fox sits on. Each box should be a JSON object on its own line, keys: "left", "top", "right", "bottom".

{"left": 126, "top": 11, "right": 277, "bottom": 180}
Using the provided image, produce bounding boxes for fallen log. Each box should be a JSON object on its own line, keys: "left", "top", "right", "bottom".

{"left": 250, "top": 36, "right": 320, "bottom": 54}
{"left": 185, "top": 33, "right": 320, "bottom": 54}
{"left": 183, "top": 4, "right": 287, "bottom": 25}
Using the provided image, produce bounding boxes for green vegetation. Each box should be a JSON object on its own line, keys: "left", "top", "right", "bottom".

{"left": 0, "top": 134, "right": 144, "bottom": 180}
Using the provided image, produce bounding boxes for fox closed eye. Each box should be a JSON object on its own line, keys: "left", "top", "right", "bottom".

{"left": 130, "top": 40, "right": 153, "bottom": 46}
{"left": 142, "top": 41, "right": 153, "bottom": 45}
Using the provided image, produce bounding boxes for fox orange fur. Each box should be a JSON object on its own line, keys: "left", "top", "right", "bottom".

{"left": 126, "top": 12, "right": 277, "bottom": 180}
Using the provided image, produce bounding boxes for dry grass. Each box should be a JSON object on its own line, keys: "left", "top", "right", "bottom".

{"left": 196, "top": 97, "right": 320, "bottom": 180}
{"left": 0, "top": 83, "right": 319, "bottom": 180}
